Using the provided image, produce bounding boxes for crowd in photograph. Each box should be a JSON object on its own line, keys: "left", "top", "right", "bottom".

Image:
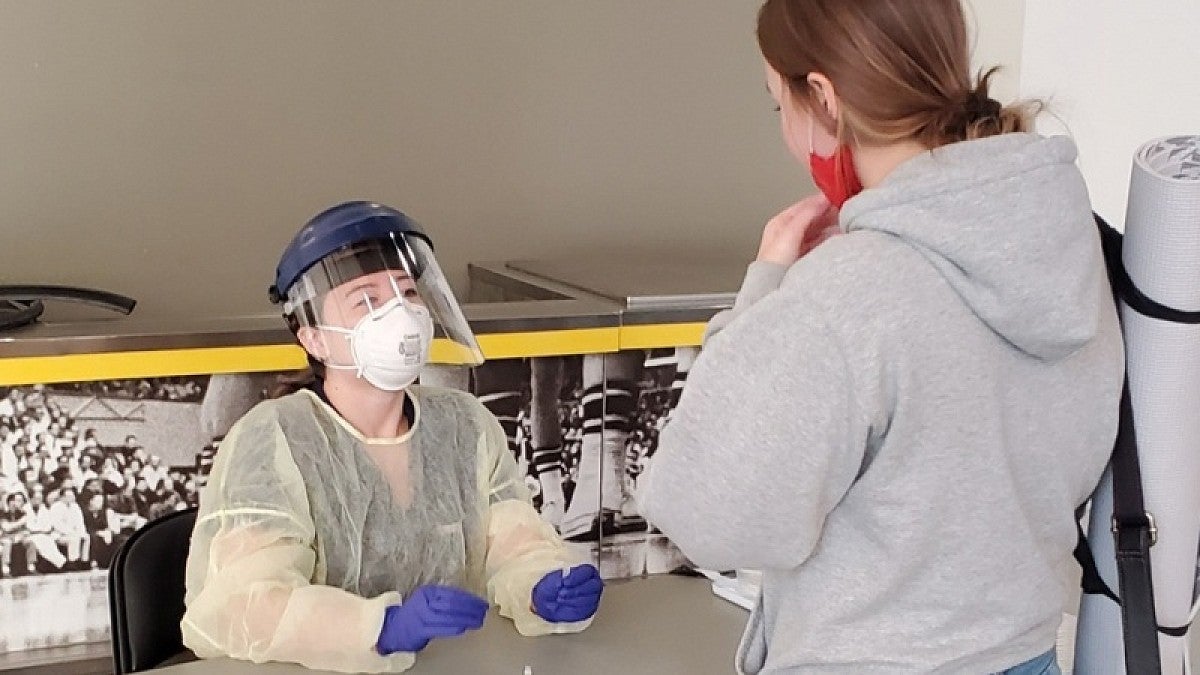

{"left": 0, "top": 387, "right": 198, "bottom": 578}
{"left": 44, "top": 378, "right": 206, "bottom": 403}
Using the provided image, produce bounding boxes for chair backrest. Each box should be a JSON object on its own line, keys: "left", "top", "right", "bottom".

{"left": 108, "top": 507, "right": 198, "bottom": 674}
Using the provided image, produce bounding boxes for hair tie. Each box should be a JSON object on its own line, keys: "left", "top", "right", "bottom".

{"left": 964, "top": 91, "right": 1002, "bottom": 121}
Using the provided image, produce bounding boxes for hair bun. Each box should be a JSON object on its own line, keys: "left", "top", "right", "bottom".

{"left": 964, "top": 90, "right": 1003, "bottom": 122}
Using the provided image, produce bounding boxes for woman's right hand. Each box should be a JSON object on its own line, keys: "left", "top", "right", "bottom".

{"left": 375, "top": 585, "right": 489, "bottom": 655}
{"left": 756, "top": 194, "right": 840, "bottom": 267}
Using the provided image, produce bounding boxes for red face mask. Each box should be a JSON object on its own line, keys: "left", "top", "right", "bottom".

{"left": 808, "top": 118, "right": 863, "bottom": 208}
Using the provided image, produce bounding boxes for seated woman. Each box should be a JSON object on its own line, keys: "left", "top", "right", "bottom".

{"left": 182, "top": 202, "right": 602, "bottom": 673}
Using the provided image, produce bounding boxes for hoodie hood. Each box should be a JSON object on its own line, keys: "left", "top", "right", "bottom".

{"left": 840, "top": 133, "right": 1105, "bottom": 360}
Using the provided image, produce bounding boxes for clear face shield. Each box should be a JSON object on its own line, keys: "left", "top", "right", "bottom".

{"left": 284, "top": 233, "right": 484, "bottom": 388}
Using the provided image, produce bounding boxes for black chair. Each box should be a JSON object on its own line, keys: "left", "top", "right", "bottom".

{"left": 108, "top": 507, "right": 198, "bottom": 674}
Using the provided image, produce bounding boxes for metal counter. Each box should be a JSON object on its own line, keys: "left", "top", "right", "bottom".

{"left": 0, "top": 284, "right": 618, "bottom": 360}
{"left": 0, "top": 256, "right": 742, "bottom": 384}
{"left": 470, "top": 256, "right": 747, "bottom": 327}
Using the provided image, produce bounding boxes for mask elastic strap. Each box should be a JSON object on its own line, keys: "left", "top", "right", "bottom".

{"left": 313, "top": 295, "right": 423, "bottom": 379}
{"left": 312, "top": 324, "right": 366, "bottom": 378}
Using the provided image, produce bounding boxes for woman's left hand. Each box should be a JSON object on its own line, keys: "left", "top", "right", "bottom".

{"left": 756, "top": 194, "right": 841, "bottom": 267}
{"left": 531, "top": 564, "right": 604, "bottom": 623}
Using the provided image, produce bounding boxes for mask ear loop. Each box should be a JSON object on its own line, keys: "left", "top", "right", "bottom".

{"left": 304, "top": 260, "right": 356, "bottom": 372}
{"left": 313, "top": 291, "right": 376, "bottom": 377}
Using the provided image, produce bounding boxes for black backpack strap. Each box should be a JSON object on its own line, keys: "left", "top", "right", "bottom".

{"left": 1074, "top": 520, "right": 1119, "bottom": 603}
{"left": 1109, "top": 381, "right": 1162, "bottom": 675}
{"left": 1160, "top": 624, "right": 1191, "bottom": 638}
{"left": 1095, "top": 214, "right": 1200, "bottom": 325}
{"left": 1075, "top": 215, "right": 1122, "bottom": 603}
{"left": 1079, "top": 213, "right": 1200, "bottom": 671}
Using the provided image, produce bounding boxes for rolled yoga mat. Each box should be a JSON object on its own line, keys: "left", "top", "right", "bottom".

{"left": 1076, "top": 135, "right": 1200, "bottom": 675}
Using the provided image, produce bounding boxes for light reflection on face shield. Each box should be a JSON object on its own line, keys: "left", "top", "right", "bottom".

{"left": 322, "top": 271, "right": 425, "bottom": 328}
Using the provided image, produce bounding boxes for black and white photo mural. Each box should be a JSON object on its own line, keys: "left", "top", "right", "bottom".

{"left": 0, "top": 346, "right": 702, "bottom": 656}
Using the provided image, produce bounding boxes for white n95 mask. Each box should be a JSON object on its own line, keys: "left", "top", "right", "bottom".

{"left": 321, "top": 297, "right": 434, "bottom": 391}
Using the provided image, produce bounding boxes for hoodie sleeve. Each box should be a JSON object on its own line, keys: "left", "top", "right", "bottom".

{"left": 703, "top": 261, "right": 788, "bottom": 343}
{"left": 637, "top": 286, "right": 866, "bottom": 571}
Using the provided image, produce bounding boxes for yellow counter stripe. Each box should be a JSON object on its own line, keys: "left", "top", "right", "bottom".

{"left": 445, "top": 327, "right": 619, "bottom": 362}
{"left": 0, "top": 345, "right": 308, "bottom": 386}
{"left": 619, "top": 322, "right": 707, "bottom": 349}
{"left": 0, "top": 327, "right": 624, "bottom": 385}
{"left": 0, "top": 324, "right": 706, "bottom": 385}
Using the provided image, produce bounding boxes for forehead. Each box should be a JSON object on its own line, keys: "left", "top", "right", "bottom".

{"left": 321, "top": 272, "right": 417, "bottom": 314}
{"left": 335, "top": 269, "right": 413, "bottom": 292}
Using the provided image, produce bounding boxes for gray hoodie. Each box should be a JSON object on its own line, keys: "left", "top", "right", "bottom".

{"left": 637, "top": 133, "right": 1124, "bottom": 673}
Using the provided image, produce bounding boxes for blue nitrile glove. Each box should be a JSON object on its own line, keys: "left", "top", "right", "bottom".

{"left": 531, "top": 564, "right": 604, "bottom": 623}
{"left": 376, "top": 585, "right": 489, "bottom": 655}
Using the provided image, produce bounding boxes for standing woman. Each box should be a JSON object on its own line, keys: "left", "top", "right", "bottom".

{"left": 638, "top": 1, "right": 1123, "bottom": 673}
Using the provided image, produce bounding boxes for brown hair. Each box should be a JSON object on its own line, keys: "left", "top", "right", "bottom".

{"left": 757, "top": 0, "right": 1040, "bottom": 149}
{"left": 269, "top": 364, "right": 321, "bottom": 399}
{"left": 268, "top": 311, "right": 326, "bottom": 399}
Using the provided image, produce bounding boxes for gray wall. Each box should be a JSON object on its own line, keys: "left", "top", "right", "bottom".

{"left": 0, "top": 1, "right": 801, "bottom": 319}
{"left": 0, "top": 1, "right": 1026, "bottom": 321}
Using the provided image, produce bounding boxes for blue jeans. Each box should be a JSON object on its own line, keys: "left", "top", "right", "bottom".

{"left": 1000, "top": 649, "right": 1061, "bottom": 675}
